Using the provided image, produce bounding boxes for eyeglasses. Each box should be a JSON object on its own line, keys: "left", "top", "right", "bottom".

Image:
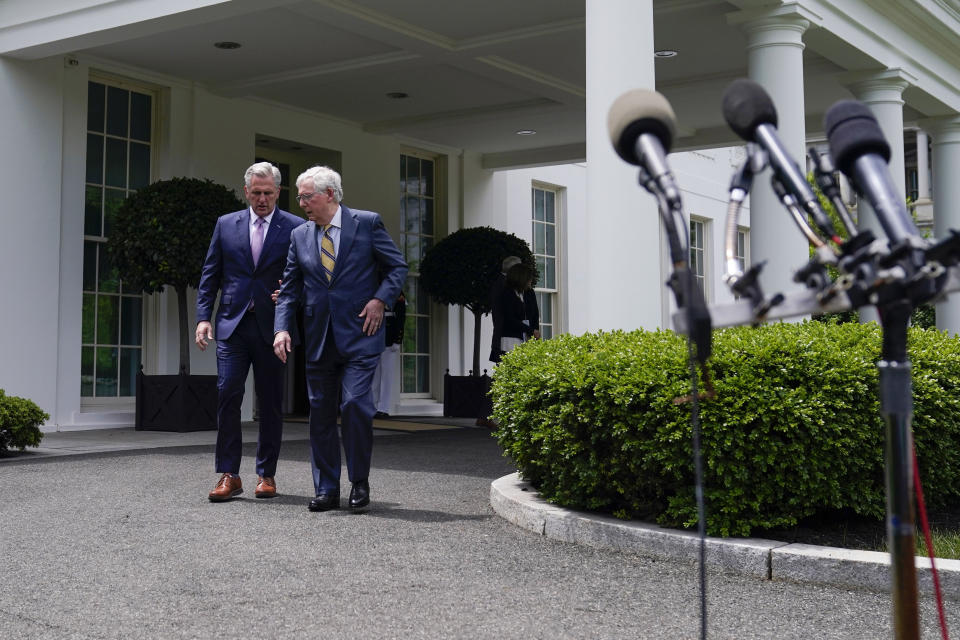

{"left": 296, "top": 192, "right": 317, "bottom": 203}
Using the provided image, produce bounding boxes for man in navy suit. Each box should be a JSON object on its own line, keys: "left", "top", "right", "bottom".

{"left": 273, "top": 166, "right": 407, "bottom": 512}
{"left": 196, "top": 161, "right": 304, "bottom": 502}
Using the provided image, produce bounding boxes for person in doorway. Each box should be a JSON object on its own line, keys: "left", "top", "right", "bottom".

{"left": 196, "top": 161, "right": 303, "bottom": 502}
{"left": 497, "top": 262, "right": 538, "bottom": 356}
{"left": 489, "top": 255, "right": 521, "bottom": 364}
{"left": 373, "top": 291, "right": 406, "bottom": 419}
{"left": 491, "top": 256, "right": 540, "bottom": 363}
{"left": 273, "top": 166, "right": 407, "bottom": 512}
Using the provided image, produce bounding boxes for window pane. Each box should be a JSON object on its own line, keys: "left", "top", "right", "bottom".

{"left": 534, "top": 222, "right": 545, "bottom": 254}
{"left": 402, "top": 355, "right": 416, "bottom": 392}
{"left": 83, "top": 242, "right": 98, "bottom": 291}
{"left": 539, "top": 292, "right": 552, "bottom": 323}
{"left": 405, "top": 156, "right": 419, "bottom": 194}
{"left": 405, "top": 276, "right": 417, "bottom": 310}
{"left": 121, "top": 296, "right": 142, "bottom": 345}
{"left": 542, "top": 325, "right": 553, "bottom": 339}
{"left": 95, "top": 346, "right": 118, "bottom": 396}
{"left": 545, "top": 191, "right": 555, "bottom": 223}
{"left": 84, "top": 186, "right": 103, "bottom": 237}
{"left": 106, "top": 86, "right": 129, "bottom": 137}
{"left": 81, "top": 347, "right": 95, "bottom": 396}
{"left": 545, "top": 223, "right": 555, "bottom": 256}
{"left": 87, "top": 82, "right": 105, "bottom": 133}
{"left": 82, "top": 293, "right": 96, "bottom": 343}
{"left": 404, "top": 197, "right": 419, "bottom": 234}
{"left": 103, "top": 188, "right": 126, "bottom": 237}
{"left": 97, "top": 295, "right": 119, "bottom": 344}
{"left": 86, "top": 133, "right": 104, "bottom": 184}
{"left": 417, "top": 355, "right": 430, "bottom": 392}
{"left": 402, "top": 315, "right": 416, "bottom": 353}
{"left": 129, "top": 92, "right": 151, "bottom": 142}
{"left": 534, "top": 189, "right": 544, "bottom": 221}
{"left": 129, "top": 142, "right": 150, "bottom": 189}
{"left": 422, "top": 199, "right": 434, "bottom": 236}
{"left": 545, "top": 257, "right": 556, "bottom": 289}
{"left": 404, "top": 235, "right": 419, "bottom": 266}
{"left": 421, "top": 159, "right": 434, "bottom": 197}
{"left": 98, "top": 244, "right": 119, "bottom": 293}
{"left": 105, "top": 137, "right": 127, "bottom": 188}
{"left": 399, "top": 157, "right": 406, "bottom": 193}
{"left": 119, "top": 348, "right": 140, "bottom": 396}
{"left": 535, "top": 256, "right": 546, "bottom": 282}
{"left": 417, "top": 316, "right": 430, "bottom": 353}
{"left": 399, "top": 196, "right": 406, "bottom": 231}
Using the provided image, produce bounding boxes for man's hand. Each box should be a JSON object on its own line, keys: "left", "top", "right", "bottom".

{"left": 271, "top": 279, "right": 281, "bottom": 304}
{"left": 273, "top": 331, "right": 292, "bottom": 363}
{"left": 195, "top": 321, "right": 214, "bottom": 351}
{"left": 359, "top": 298, "right": 386, "bottom": 336}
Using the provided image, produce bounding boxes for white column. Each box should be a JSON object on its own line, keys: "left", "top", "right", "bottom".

{"left": 913, "top": 129, "right": 934, "bottom": 231}
{"left": 729, "top": 9, "right": 813, "bottom": 301}
{"left": 843, "top": 71, "right": 911, "bottom": 324}
{"left": 925, "top": 116, "right": 960, "bottom": 335}
{"left": 581, "top": 0, "right": 660, "bottom": 333}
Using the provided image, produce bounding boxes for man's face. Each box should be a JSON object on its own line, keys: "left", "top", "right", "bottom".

{"left": 297, "top": 181, "right": 336, "bottom": 225}
{"left": 244, "top": 175, "right": 279, "bottom": 218}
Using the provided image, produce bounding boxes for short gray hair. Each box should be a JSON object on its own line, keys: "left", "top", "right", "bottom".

{"left": 296, "top": 166, "right": 343, "bottom": 202}
{"left": 244, "top": 162, "right": 282, "bottom": 188}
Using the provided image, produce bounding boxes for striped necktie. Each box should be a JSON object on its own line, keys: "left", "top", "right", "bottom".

{"left": 320, "top": 224, "right": 336, "bottom": 282}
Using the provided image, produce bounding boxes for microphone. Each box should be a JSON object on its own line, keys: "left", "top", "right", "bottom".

{"left": 607, "top": 88, "right": 681, "bottom": 209}
{"left": 824, "top": 100, "right": 920, "bottom": 246}
{"left": 722, "top": 79, "right": 840, "bottom": 242}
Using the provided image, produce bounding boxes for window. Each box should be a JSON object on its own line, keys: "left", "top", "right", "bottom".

{"left": 400, "top": 153, "right": 435, "bottom": 393}
{"left": 82, "top": 80, "right": 152, "bottom": 398}
{"left": 532, "top": 186, "right": 558, "bottom": 339}
{"left": 736, "top": 229, "right": 749, "bottom": 272}
{"left": 689, "top": 218, "right": 706, "bottom": 293}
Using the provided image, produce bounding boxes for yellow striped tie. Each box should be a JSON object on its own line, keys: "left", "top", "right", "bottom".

{"left": 320, "top": 224, "right": 336, "bottom": 282}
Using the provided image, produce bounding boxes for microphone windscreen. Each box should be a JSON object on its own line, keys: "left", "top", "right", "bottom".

{"left": 722, "top": 78, "right": 778, "bottom": 141}
{"left": 824, "top": 100, "right": 890, "bottom": 175}
{"left": 607, "top": 89, "right": 676, "bottom": 165}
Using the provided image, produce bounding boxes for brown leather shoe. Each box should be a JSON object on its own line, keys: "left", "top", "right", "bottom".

{"left": 255, "top": 476, "right": 277, "bottom": 498}
{"left": 208, "top": 473, "right": 243, "bottom": 502}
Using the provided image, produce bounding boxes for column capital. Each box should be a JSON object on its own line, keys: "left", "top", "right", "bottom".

{"left": 728, "top": 5, "right": 820, "bottom": 48}
{"left": 920, "top": 115, "right": 960, "bottom": 144}
{"left": 839, "top": 69, "right": 915, "bottom": 105}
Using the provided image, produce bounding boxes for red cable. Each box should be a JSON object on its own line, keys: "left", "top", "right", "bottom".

{"left": 912, "top": 445, "right": 950, "bottom": 640}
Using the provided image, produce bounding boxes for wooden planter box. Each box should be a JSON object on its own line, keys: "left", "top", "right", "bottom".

{"left": 443, "top": 372, "right": 493, "bottom": 419}
{"left": 135, "top": 369, "right": 217, "bottom": 432}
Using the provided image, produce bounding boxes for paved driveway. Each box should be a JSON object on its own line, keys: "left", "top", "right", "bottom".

{"left": 0, "top": 427, "right": 946, "bottom": 639}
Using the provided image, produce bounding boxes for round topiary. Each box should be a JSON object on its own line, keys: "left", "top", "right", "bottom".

{"left": 420, "top": 226, "right": 535, "bottom": 375}
{"left": 107, "top": 178, "right": 245, "bottom": 374}
{"left": 491, "top": 321, "right": 960, "bottom": 537}
{"left": 0, "top": 389, "right": 48, "bottom": 455}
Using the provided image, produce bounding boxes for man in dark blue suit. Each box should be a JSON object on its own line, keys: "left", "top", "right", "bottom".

{"left": 196, "top": 162, "right": 304, "bottom": 502}
{"left": 273, "top": 166, "right": 407, "bottom": 512}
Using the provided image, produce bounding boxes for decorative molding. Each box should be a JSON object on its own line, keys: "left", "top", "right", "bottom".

{"left": 481, "top": 143, "right": 586, "bottom": 170}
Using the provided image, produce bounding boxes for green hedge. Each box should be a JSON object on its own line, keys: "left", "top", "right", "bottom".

{"left": 0, "top": 389, "right": 47, "bottom": 454}
{"left": 491, "top": 322, "right": 960, "bottom": 537}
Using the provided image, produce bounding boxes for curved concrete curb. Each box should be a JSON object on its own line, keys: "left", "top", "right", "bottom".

{"left": 491, "top": 472, "right": 960, "bottom": 599}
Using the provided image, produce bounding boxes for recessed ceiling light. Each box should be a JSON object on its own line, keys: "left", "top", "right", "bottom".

{"left": 655, "top": 50, "right": 678, "bottom": 58}
{"left": 516, "top": 129, "right": 537, "bottom": 136}
{"left": 214, "top": 41, "right": 242, "bottom": 50}
{"left": 386, "top": 91, "right": 409, "bottom": 99}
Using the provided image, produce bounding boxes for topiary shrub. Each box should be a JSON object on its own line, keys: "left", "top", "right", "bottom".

{"left": 0, "top": 389, "right": 48, "bottom": 454}
{"left": 491, "top": 321, "right": 960, "bottom": 537}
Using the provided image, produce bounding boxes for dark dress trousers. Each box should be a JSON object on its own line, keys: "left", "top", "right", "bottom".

{"left": 197, "top": 207, "right": 304, "bottom": 477}
{"left": 274, "top": 205, "right": 407, "bottom": 495}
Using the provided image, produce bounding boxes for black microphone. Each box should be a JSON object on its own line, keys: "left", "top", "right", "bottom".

{"left": 722, "top": 79, "right": 840, "bottom": 242}
{"left": 607, "top": 88, "right": 682, "bottom": 210}
{"left": 824, "top": 100, "right": 920, "bottom": 246}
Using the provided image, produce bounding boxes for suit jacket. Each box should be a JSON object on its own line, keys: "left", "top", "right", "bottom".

{"left": 196, "top": 207, "right": 304, "bottom": 345}
{"left": 274, "top": 205, "right": 408, "bottom": 362}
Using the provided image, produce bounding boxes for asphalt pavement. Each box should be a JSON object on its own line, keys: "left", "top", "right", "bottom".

{"left": 0, "top": 421, "right": 950, "bottom": 639}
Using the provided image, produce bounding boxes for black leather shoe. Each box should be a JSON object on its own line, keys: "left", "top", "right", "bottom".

{"left": 308, "top": 492, "right": 340, "bottom": 512}
{"left": 349, "top": 480, "right": 370, "bottom": 509}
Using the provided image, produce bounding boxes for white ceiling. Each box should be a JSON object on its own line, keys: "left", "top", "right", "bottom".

{"left": 10, "top": 0, "right": 956, "bottom": 162}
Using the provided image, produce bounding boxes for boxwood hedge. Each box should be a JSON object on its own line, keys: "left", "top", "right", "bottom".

{"left": 0, "top": 389, "right": 47, "bottom": 455}
{"left": 490, "top": 321, "right": 960, "bottom": 537}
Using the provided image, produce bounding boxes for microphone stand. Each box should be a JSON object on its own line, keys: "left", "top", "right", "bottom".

{"left": 693, "top": 154, "right": 956, "bottom": 640}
